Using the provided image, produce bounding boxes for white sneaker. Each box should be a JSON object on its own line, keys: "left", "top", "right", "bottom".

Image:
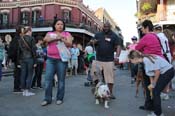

{"left": 163, "top": 94, "right": 169, "bottom": 100}
{"left": 161, "top": 93, "right": 169, "bottom": 100}
{"left": 22, "top": 90, "right": 27, "bottom": 96}
{"left": 25, "top": 90, "right": 35, "bottom": 96}
{"left": 147, "top": 112, "right": 164, "bottom": 116}
{"left": 56, "top": 100, "right": 63, "bottom": 105}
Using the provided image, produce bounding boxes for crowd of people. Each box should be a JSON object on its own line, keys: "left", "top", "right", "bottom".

{"left": 124, "top": 20, "right": 175, "bottom": 116}
{"left": 0, "top": 18, "right": 175, "bottom": 116}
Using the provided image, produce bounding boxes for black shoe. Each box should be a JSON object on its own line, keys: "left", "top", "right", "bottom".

{"left": 13, "top": 89, "right": 22, "bottom": 93}
{"left": 84, "top": 82, "right": 91, "bottom": 87}
{"left": 37, "top": 86, "right": 43, "bottom": 89}
{"left": 110, "top": 94, "right": 116, "bottom": 99}
{"left": 139, "top": 105, "right": 154, "bottom": 111}
{"left": 31, "top": 86, "right": 38, "bottom": 89}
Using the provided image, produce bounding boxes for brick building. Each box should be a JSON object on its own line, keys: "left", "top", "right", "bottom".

{"left": 0, "top": 0, "right": 103, "bottom": 47}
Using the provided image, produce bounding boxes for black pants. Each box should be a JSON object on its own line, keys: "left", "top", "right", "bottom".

{"left": 32, "top": 62, "right": 44, "bottom": 87}
{"left": 13, "top": 62, "right": 21, "bottom": 90}
{"left": 153, "top": 68, "right": 174, "bottom": 115}
{"left": 130, "top": 63, "right": 138, "bottom": 78}
{"left": 142, "top": 63, "right": 154, "bottom": 109}
{"left": 77, "top": 56, "right": 85, "bottom": 73}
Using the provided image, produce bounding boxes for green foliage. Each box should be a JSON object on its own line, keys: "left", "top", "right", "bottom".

{"left": 134, "top": 12, "right": 141, "bottom": 18}
{"left": 141, "top": 2, "right": 152, "bottom": 12}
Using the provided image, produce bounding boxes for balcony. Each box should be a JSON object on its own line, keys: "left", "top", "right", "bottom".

{"left": 0, "top": 0, "right": 102, "bottom": 27}
{"left": 0, "top": 19, "right": 99, "bottom": 34}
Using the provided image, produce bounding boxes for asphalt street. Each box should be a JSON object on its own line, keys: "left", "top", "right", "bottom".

{"left": 0, "top": 69, "right": 175, "bottom": 116}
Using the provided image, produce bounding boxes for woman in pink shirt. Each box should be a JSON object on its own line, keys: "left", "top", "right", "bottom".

{"left": 135, "top": 20, "right": 163, "bottom": 112}
{"left": 128, "top": 36, "right": 138, "bottom": 84}
{"left": 41, "top": 19, "right": 72, "bottom": 106}
{"left": 136, "top": 24, "right": 162, "bottom": 57}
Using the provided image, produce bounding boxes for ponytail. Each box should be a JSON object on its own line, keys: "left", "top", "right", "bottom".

{"left": 142, "top": 54, "right": 156, "bottom": 64}
{"left": 128, "top": 50, "right": 156, "bottom": 63}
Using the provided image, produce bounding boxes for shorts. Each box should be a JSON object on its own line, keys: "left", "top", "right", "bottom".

{"left": 91, "top": 60, "right": 115, "bottom": 84}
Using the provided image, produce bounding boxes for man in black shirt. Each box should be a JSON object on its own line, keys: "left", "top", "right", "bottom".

{"left": 91, "top": 22, "right": 121, "bottom": 99}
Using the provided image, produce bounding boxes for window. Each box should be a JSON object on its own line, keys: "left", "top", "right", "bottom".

{"left": 32, "top": 10, "right": 41, "bottom": 26}
{"left": 94, "top": 25, "right": 97, "bottom": 31}
{"left": 62, "top": 10, "right": 71, "bottom": 23}
{"left": 21, "top": 12, "right": 30, "bottom": 25}
{"left": 88, "top": 20, "right": 91, "bottom": 26}
{"left": 82, "top": 16, "right": 86, "bottom": 24}
{"left": 0, "top": 13, "right": 9, "bottom": 27}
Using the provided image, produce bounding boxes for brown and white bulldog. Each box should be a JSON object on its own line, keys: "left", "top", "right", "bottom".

{"left": 94, "top": 82, "right": 111, "bottom": 109}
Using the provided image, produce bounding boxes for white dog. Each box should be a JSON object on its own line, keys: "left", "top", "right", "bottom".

{"left": 94, "top": 82, "right": 110, "bottom": 108}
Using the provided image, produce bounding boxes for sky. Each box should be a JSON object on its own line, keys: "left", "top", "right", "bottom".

{"left": 83, "top": 0, "right": 138, "bottom": 44}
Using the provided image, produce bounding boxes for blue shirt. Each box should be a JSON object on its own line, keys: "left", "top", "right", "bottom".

{"left": 70, "top": 48, "right": 79, "bottom": 60}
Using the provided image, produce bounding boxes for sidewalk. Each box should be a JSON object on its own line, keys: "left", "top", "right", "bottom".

{"left": 2, "top": 67, "right": 14, "bottom": 76}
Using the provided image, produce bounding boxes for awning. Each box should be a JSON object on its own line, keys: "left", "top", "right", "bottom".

{"left": 0, "top": 27, "right": 95, "bottom": 37}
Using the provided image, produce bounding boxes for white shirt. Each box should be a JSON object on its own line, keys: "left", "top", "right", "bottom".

{"left": 85, "top": 46, "right": 93, "bottom": 54}
{"left": 157, "top": 32, "right": 172, "bottom": 62}
{"left": 143, "top": 55, "right": 172, "bottom": 77}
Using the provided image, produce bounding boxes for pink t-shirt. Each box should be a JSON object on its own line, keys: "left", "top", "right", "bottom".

{"left": 136, "top": 33, "right": 163, "bottom": 57}
{"left": 47, "top": 31, "right": 71, "bottom": 59}
{"left": 128, "top": 43, "right": 137, "bottom": 50}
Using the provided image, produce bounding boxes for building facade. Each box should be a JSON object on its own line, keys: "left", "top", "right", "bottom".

{"left": 94, "top": 7, "right": 124, "bottom": 46}
{"left": 0, "top": 0, "right": 103, "bottom": 47}
{"left": 137, "top": 0, "right": 175, "bottom": 33}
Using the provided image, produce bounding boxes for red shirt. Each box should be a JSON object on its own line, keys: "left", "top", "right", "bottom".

{"left": 136, "top": 33, "right": 163, "bottom": 57}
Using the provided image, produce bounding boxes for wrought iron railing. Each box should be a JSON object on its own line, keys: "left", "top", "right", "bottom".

{"left": 0, "top": 20, "right": 98, "bottom": 33}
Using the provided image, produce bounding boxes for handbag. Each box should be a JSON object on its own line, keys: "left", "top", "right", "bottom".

{"left": 20, "top": 36, "right": 36, "bottom": 59}
{"left": 118, "top": 50, "right": 129, "bottom": 63}
{"left": 21, "top": 36, "right": 32, "bottom": 51}
{"left": 57, "top": 41, "right": 71, "bottom": 62}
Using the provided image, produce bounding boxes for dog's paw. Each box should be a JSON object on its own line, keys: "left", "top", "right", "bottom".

{"left": 104, "top": 105, "right": 109, "bottom": 109}
{"left": 95, "top": 99, "right": 100, "bottom": 104}
{"left": 104, "top": 101, "right": 109, "bottom": 109}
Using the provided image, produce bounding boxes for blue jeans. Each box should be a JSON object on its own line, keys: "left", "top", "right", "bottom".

{"left": 20, "top": 58, "right": 34, "bottom": 89}
{"left": 44, "top": 57, "right": 67, "bottom": 103}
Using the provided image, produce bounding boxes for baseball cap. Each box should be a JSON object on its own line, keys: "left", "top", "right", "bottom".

{"left": 154, "top": 24, "right": 162, "bottom": 30}
{"left": 131, "top": 36, "right": 137, "bottom": 40}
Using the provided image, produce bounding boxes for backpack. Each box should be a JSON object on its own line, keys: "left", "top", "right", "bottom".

{"left": 8, "top": 37, "right": 19, "bottom": 62}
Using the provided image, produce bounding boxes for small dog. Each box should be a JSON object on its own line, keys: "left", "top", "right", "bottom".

{"left": 135, "top": 70, "right": 146, "bottom": 98}
{"left": 94, "top": 82, "right": 110, "bottom": 108}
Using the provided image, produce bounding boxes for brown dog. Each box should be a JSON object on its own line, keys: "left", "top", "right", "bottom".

{"left": 135, "top": 70, "right": 146, "bottom": 98}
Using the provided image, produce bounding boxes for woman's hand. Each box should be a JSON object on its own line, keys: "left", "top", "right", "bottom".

{"left": 62, "top": 35, "right": 72, "bottom": 47}
{"left": 34, "top": 64, "right": 37, "bottom": 67}
{"left": 56, "top": 35, "right": 64, "bottom": 41}
{"left": 17, "top": 65, "right": 21, "bottom": 68}
{"left": 148, "top": 83, "right": 155, "bottom": 90}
